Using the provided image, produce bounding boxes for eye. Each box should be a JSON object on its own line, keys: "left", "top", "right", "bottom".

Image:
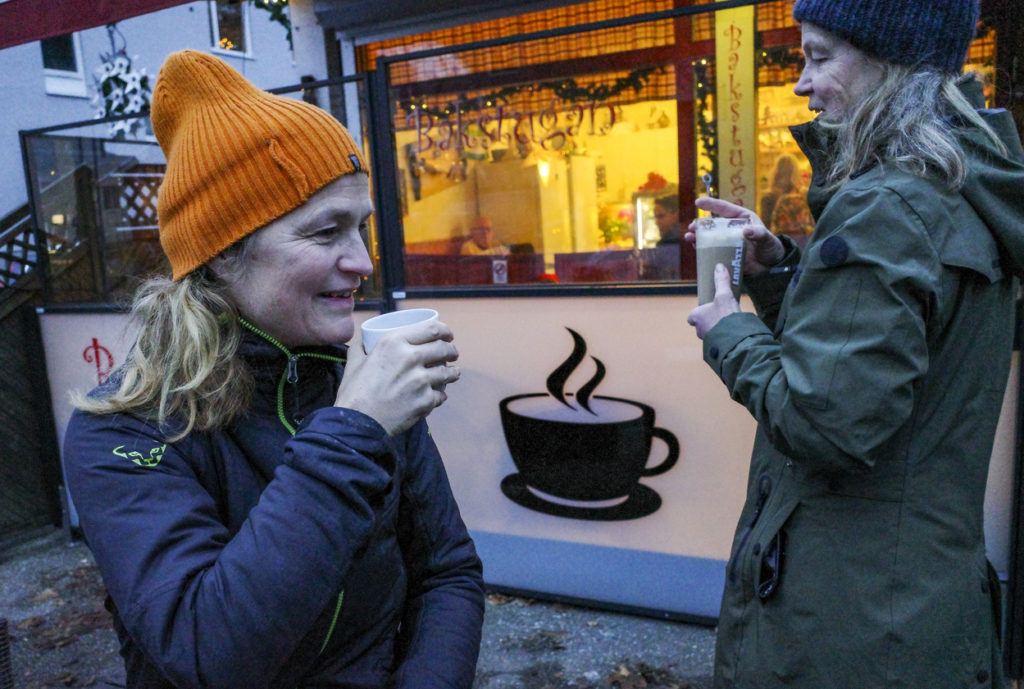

{"left": 307, "top": 225, "right": 341, "bottom": 243}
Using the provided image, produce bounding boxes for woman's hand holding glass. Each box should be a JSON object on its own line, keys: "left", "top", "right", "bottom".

{"left": 685, "top": 197, "right": 786, "bottom": 339}
{"left": 684, "top": 197, "right": 785, "bottom": 277}
{"left": 335, "top": 320, "right": 460, "bottom": 436}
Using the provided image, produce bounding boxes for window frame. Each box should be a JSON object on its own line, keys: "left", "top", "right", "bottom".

{"left": 41, "top": 32, "right": 88, "bottom": 98}
{"left": 208, "top": 0, "right": 254, "bottom": 58}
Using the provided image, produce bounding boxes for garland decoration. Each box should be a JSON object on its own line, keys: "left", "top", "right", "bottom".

{"left": 253, "top": 0, "right": 292, "bottom": 49}
{"left": 399, "top": 66, "right": 664, "bottom": 120}
{"left": 693, "top": 58, "right": 717, "bottom": 194}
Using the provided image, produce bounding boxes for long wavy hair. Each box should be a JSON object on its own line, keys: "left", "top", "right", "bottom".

{"left": 73, "top": 241, "right": 254, "bottom": 441}
{"left": 819, "top": 68, "right": 1006, "bottom": 191}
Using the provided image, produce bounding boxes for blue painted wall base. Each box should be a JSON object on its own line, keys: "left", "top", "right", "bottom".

{"left": 471, "top": 530, "right": 725, "bottom": 624}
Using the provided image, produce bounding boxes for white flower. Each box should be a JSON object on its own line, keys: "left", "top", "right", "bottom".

{"left": 109, "top": 119, "right": 131, "bottom": 137}
{"left": 123, "top": 72, "right": 141, "bottom": 92}
{"left": 125, "top": 93, "right": 146, "bottom": 113}
{"left": 91, "top": 47, "right": 152, "bottom": 125}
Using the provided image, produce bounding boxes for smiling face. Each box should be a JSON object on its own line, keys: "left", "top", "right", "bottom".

{"left": 794, "top": 23, "right": 885, "bottom": 120}
{"left": 217, "top": 174, "right": 374, "bottom": 348}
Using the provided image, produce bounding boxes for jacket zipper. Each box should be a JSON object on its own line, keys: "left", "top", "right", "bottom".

{"left": 237, "top": 317, "right": 347, "bottom": 655}
{"left": 729, "top": 474, "right": 773, "bottom": 585}
{"left": 237, "top": 318, "right": 346, "bottom": 433}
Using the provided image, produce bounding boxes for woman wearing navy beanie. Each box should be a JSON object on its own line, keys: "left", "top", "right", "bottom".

{"left": 686, "top": 0, "right": 1024, "bottom": 687}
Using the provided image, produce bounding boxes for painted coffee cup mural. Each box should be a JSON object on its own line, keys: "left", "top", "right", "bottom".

{"left": 499, "top": 328, "right": 680, "bottom": 520}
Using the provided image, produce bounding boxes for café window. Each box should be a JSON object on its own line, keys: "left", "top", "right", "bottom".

{"left": 41, "top": 33, "right": 87, "bottom": 97}
{"left": 393, "top": 65, "right": 683, "bottom": 286}
{"left": 365, "top": 0, "right": 997, "bottom": 289}
{"left": 209, "top": 0, "right": 250, "bottom": 55}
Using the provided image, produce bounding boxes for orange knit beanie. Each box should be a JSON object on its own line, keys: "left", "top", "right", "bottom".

{"left": 151, "top": 50, "right": 367, "bottom": 280}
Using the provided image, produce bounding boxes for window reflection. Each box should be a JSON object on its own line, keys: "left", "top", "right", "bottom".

{"left": 395, "top": 66, "right": 684, "bottom": 286}
{"left": 373, "top": 0, "right": 998, "bottom": 289}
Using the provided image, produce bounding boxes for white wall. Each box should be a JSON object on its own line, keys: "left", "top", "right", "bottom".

{"left": 0, "top": 0, "right": 329, "bottom": 219}
{"left": 41, "top": 301, "right": 1020, "bottom": 616}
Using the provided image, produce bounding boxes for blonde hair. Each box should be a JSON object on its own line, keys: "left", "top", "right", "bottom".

{"left": 819, "top": 68, "right": 1007, "bottom": 191}
{"left": 73, "top": 246, "right": 254, "bottom": 441}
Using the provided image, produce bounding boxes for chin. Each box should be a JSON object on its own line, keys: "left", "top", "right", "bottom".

{"left": 304, "top": 322, "right": 355, "bottom": 347}
{"left": 321, "top": 330, "right": 354, "bottom": 346}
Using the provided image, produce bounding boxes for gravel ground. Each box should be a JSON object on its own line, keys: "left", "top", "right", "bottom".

{"left": 0, "top": 529, "right": 716, "bottom": 688}
{"left": 0, "top": 530, "right": 124, "bottom": 688}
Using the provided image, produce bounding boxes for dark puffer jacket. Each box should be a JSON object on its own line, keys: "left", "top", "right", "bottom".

{"left": 63, "top": 331, "right": 485, "bottom": 689}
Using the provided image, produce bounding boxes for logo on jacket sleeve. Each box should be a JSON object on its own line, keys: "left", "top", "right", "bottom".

{"left": 113, "top": 444, "right": 166, "bottom": 467}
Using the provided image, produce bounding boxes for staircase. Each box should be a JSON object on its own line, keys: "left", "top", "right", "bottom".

{"left": 0, "top": 203, "right": 41, "bottom": 300}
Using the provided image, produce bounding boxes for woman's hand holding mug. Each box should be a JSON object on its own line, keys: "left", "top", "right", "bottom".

{"left": 336, "top": 310, "right": 459, "bottom": 436}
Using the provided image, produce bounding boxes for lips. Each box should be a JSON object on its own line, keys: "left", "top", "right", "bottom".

{"left": 319, "top": 289, "right": 355, "bottom": 299}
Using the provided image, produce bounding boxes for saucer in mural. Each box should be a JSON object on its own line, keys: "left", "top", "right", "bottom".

{"left": 500, "top": 473, "right": 661, "bottom": 521}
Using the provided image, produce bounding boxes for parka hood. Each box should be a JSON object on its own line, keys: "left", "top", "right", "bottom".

{"left": 792, "top": 77, "right": 1024, "bottom": 278}
{"left": 957, "top": 78, "right": 1024, "bottom": 278}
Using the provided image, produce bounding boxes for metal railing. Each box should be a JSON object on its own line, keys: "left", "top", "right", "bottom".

{"left": 0, "top": 204, "right": 39, "bottom": 291}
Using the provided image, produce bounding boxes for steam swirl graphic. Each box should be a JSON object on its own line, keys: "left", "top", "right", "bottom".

{"left": 545, "top": 328, "right": 605, "bottom": 415}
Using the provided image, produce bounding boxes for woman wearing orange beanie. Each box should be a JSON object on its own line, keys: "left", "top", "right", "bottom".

{"left": 62, "top": 50, "right": 483, "bottom": 688}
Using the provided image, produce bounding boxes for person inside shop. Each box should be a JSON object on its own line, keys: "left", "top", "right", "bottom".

{"left": 760, "top": 154, "right": 814, "bottom": 236}
{"left": 460, "top": 215, "right": 509, "bottom": 255}
{"left": 62, "top": 50, "right": 484, "bottom": 689}
{"left": 685, "top": 0, "right": 1024, "bottom": 687}
{"left": 653, "top": 193, "right": 682, "bottom": 245}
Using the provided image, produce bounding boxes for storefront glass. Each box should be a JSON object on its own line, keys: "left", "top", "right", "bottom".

{"left": 370, "top": 0, "right": 998, "bottom": 289}
{"left": 393, "top": 61, "right": 682, "bottom": 285}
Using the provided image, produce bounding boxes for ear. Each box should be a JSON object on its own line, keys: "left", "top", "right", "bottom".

{"left": 207, "top": 237, "right": 254, "bottom": 283}
{"left": 206, "top": 253, "right": 229, "bottom": 280}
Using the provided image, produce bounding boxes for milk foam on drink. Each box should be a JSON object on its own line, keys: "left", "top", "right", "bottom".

{"left": 695, "top": 217, "right": 748, "bottom": 305}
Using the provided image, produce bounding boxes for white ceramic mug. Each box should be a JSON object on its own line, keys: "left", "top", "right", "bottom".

{"left": 360, "top": 308, "right": 439, "bottom": 353}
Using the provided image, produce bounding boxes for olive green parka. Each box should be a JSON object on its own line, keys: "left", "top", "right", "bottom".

{"left": 705, "top": 80, "right": 1024, "bottom": 689}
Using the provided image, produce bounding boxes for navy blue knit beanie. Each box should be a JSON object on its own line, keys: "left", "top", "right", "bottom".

{"left": 792, "top": 0, "right": 980, "bottom": 74}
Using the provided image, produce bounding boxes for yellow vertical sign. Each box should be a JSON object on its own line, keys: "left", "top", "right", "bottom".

{"left": 715, "top": 2, "right": 756, "bottom": 210}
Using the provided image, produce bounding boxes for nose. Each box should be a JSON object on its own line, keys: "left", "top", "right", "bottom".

{"left": 794, "top": 68, "right": 811, "bottom": 98}
{"left": 338, "top": 232, "right": 374, "bottom": 277}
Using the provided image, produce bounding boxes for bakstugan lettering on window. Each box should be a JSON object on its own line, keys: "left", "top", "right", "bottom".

{"left": 406, "top": 99, "right": 616, "bottom": 155}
